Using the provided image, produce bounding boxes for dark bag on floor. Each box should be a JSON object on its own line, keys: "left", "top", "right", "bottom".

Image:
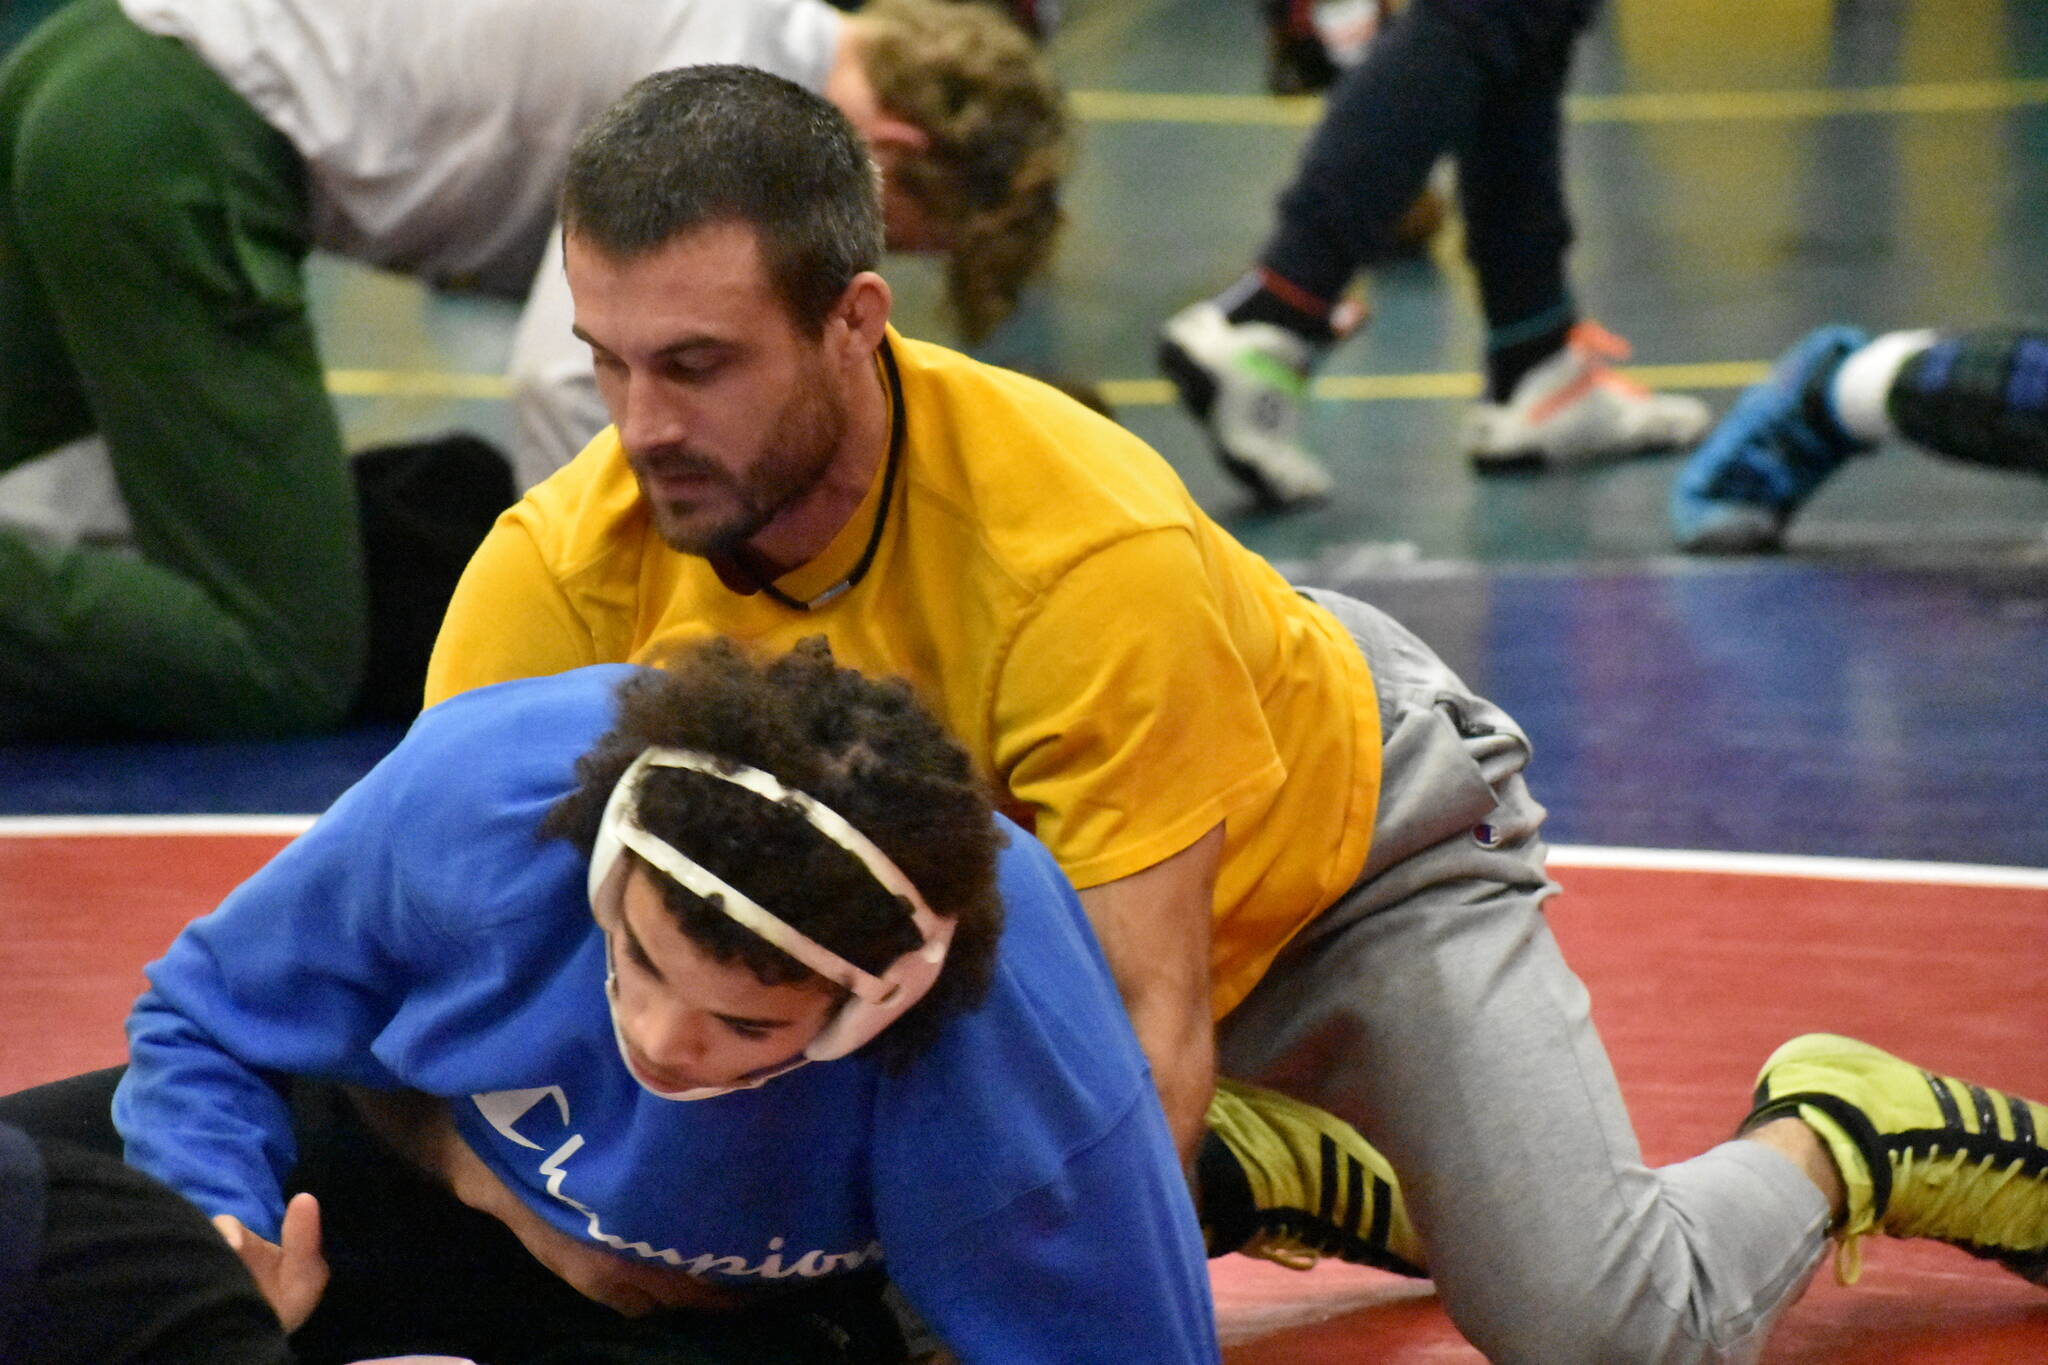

{"left": 349, "top": 432, "right": 516, "bottom": 722}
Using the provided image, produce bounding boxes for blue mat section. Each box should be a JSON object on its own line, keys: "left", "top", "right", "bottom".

{"left": 8, "top": 560, "right": 2044, "bottom": 870}
{"left": 1315, "top": 557, "right": 2048, "bottom": 868}
{"left": 0, "top": 723, "right": 407, "bottom": 816}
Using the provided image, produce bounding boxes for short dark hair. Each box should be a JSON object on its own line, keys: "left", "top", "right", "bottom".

{"left": 561, "top": 65, "right": 885, "bottom": 334}
{"left": 542, "top": 638, "right": 1004, "bottom": 1064}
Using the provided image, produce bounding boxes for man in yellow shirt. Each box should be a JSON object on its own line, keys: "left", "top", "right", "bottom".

{"left": 425, "top": 64, "right": 2048, "bottom": 1362}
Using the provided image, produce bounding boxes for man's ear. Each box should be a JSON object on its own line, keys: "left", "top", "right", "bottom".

{"left": 829, "top": 271, "right": 893, "bottom": 367}
{"left": 866, "top": 117, "right": 930, "bottom": 157}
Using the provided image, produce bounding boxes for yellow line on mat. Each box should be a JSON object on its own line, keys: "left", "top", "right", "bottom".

{"left": 1097, "top": 361, "right": 1769, "bottom": 410}
{"left": 1570, "top": 78, "right": 2048, "bottom": 124}
{"left": 1069, "top": 76, "right": 2048, "bottom": 128}
{"left": 325, "top": 369, "right": 513, "bottom": 399}
{"left": 327, "top": 362, "right": 1770, "bottom": 409}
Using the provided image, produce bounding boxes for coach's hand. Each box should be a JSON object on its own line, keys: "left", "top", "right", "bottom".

{"left": 214, "top": 1191, "right": 329, "bottom": 1331}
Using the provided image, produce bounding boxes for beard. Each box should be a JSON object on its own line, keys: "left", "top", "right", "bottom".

{"left": 633, "top": 366, "right": 848, "bottom": 559}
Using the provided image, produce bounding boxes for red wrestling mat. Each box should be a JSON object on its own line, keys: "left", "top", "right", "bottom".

{"left": 3, "top": 827, "right": 2044, "bottom": 1361}
{"left": 1218, "top": 854, "right": 2048, "bottom": 1364}
{"left": 0, "top": 824, "right": 299, "bottom": 1086}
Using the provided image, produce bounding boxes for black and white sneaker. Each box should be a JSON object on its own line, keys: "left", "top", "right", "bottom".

{"left": 1159, "top": 301, "right": 1333, "bottom": 509}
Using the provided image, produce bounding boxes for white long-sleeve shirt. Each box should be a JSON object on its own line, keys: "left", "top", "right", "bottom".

{"left": 119, "top": 0, "right": 841, "bottom": 295}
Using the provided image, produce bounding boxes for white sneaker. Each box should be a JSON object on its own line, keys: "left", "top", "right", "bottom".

{"left": 1159, "top": 301, "right": 1333, "bottom": 507}
{"left": 1464, "top": 322, "right": 1711, "bottom": 471}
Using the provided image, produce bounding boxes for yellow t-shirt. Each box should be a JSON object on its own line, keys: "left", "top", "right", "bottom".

{"left": 426, "top": 332, "right": 1381, "bottom": 1014}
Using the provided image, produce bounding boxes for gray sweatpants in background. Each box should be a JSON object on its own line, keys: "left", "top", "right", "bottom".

{"left": 1216, "top": 588, "right": 1831, "bottom": 1365}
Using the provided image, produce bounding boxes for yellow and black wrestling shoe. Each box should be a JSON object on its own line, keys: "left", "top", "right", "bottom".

{"left": 1198, "top": 1077, "right": 1426, "bottom": 1276}
{"left": 1747, "top": 1032, "right": 2048, "bottom": 1285}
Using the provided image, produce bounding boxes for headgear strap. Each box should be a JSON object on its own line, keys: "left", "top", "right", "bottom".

{"left": 605, "top": 748, "right": 946, "bottom": 1003}
{"left": 587, "top": 746, "right": 956, "bottom": 1098}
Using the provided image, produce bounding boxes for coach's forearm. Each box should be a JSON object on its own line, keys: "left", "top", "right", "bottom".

{"left": 1075, "top": 824, "right": 1225, "bottom": 1166}
{"left": 1127, "top": 976, "right": 1218, "bottom": 1168}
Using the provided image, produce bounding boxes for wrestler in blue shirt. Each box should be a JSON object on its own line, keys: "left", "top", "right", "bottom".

{"left": 114, "top": 648, "right": 1219, "bottom": 1365}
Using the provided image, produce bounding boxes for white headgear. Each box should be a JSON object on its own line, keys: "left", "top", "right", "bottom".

{"left": 588, "top": 746, "right": 956, "bottom": 1099}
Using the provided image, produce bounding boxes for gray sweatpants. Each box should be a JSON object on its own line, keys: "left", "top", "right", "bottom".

{"left": 1215, "top": 589, "right": 1831, "bottom": 1364}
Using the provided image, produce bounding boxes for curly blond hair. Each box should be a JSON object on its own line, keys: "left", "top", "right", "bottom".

{"left": 858, "top": 0, "right": 1072, "bottom": 341}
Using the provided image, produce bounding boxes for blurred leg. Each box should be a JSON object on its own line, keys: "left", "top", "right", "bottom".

{"left": 0, "top": 0, "right": 364, "bottom": 740}
{"left": 7, "top": 1130, "right": 294, "bottom": 1365}
{"left": 1886, "top": 328, "right": 2048, "bottom": 475}
{"left": 1451, "top": 3, "right": 1586, "bottom": 360}
{"left": 1256, "top": 0, "right": 1493, "bottom": 302}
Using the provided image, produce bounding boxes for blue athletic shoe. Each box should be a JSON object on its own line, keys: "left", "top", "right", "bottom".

{"left": 1670, "top": 326, "right": 1873, "bottom": 553}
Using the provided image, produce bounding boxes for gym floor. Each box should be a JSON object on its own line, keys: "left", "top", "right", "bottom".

{"left": 1, "top": 0, "right": 2044, "bottom": 1357}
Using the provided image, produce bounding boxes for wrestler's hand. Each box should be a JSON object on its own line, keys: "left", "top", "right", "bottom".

{"left": 213, "top": 1191, "right": 329, "bottom": 1332}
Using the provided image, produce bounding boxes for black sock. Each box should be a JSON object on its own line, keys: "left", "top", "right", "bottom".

{"left": 1217, "top": 270, "right": 1336, "bottom": 349}
{"left": 1485, "top": 317, "right": 1575, "bottom": 402}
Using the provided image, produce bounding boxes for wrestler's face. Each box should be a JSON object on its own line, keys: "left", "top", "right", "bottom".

{"left": 568, "top": 222, "right": 851, "bottom": 558}
{"left": 603, "top": 863, "right": 839, "bottom": 1094}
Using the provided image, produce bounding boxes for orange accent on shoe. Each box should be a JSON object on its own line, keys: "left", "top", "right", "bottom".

{"left": 1520, "top": 321, "right": 1656, "bottom": 425}
{"left": 1567, "top": 322, "right": 1653, "bottom": 396}
{"left": 1525, "top": 368, "right": 1601, "bottom": 426}
{"left": 1569, "top": 319, "right": 1635, "bottom": 361}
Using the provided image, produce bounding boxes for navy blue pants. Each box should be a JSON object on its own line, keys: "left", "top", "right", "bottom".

{"left": 0, "top": 1111, "right": 290, "bottom": 1365}
{"left": 1259, "top": 0, "right": 1599, "bottom": 337}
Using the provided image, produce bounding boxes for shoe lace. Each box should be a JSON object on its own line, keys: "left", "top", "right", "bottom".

{"left": 1569, "top": 319, "right": 1634, "bottom": 363}
{"left": 1567, "top": 320, "right": 1652, "bottom": 398}
{"left": 1836, "top": 1140, "right": 2041, "bottom": 1285}
{"left": 1888, "top": 1144, "right": 2035, "bottom": 1243}
{"left": 1237, "top": 1228, "right": 1329, "bottom": 1271}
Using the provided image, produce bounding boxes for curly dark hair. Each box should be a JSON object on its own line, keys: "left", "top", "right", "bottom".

{"left": 542, "top": 637, "right": 1004, "bottom": 1065}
